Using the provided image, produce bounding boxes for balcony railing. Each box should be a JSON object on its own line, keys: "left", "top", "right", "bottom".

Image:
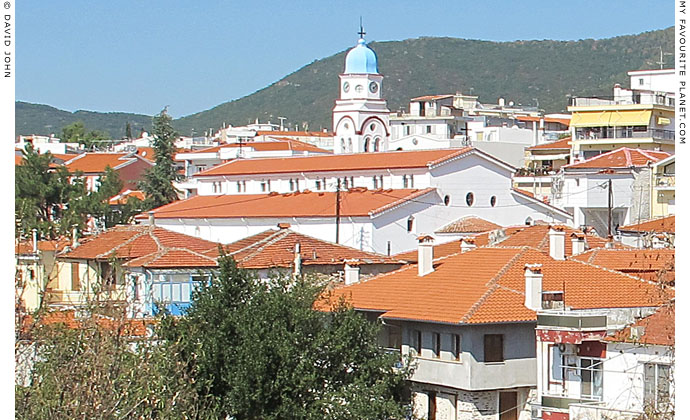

{"left": 655, "top": 174, "right": 675, "bottom": 187}
{"left": 537, "top": 312, "right": 607, "bottom": 330}
{"left": 574, "top": 128, "right": 674, "bottom": 141}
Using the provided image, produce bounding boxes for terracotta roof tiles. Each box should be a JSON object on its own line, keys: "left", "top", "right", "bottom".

{"left": 564, "top": 148, "right": 671, "bottom": 170}
{"left": 318, "top": 246, "right": 668, "bottom": 324}
{"left": 436, "top": 216, "right": 502, "bottom": 234}
{"left": 607, "top": 302, "right": 674, "bottom": 346}
{"left": 619, "top": 216, "right": 675, "bottom": 233}
{"left": 136, "top": 188, "right": 436, "bottom": 220}
{"left": 194, "top": 148, "right": 474, "bottom": 177}
{"left": 526, "top": 137, "right": 572, "bottom": 151}
{"left": 64, "top": 153, "right": 142, "bottom": 173}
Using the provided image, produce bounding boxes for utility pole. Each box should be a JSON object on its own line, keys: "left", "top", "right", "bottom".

{"left": 607, "top": 178, "right": 613, "bottom": 238}
{"left": 335, "top": 179, "right": 341, "bottom": 244}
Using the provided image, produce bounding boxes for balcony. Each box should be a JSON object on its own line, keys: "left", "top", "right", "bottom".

{"left": 537, "top": 312, "right": 607, "bottom": 331}
{"left": 574, "top": 128, "right": 674, "bottom": 142}
{"left": 45, "top": 286, "right": 128, "bottom": 306}
{"left": 655, "top": 174, "right": 675, "bottom": 189}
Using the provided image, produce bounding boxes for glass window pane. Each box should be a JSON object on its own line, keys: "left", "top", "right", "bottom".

{"left": 181, "top": 283, "right": 191, "bottom": 302}
{"left": 172, "top": 283, "right": 182, "bottom": 302}
{"left": 152, "top": 283, "right": 162, "bottom": 300}
{"left": 161, "top": 284, "right": 171, "bottom": 301}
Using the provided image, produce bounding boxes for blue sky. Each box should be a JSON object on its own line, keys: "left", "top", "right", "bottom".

{"left": 17, "top": 1, "right": 674, "bottom": 118}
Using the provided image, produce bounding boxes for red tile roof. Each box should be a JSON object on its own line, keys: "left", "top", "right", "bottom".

{"left": 395, "top": 224, "right": 617, "bottom": 263}
{"left": 517, "top": 116, "right": 571, "bottom": 126}
{"left": 108, "top": 190, "right": 146, "bottom": 205}
{"left": 526, "top": 137, "right": 572, "bottom": 151}
{"left": 564, "top": 148, "right": 671, "bottom": 170}
{"left": 59, "top": 225, "right": 220, "bottom": 261}
{"left": 410, "top": 94, "right": 454, "bottom": 101}
{"left": 14, "top": 155, "right": 23, "bottom": 166}
{"left": 607, "top": 302, "right": 674, "bottom": 346}
{"left": 194, "top": 147, "right": 474, "bottom": 177}
{"left": 317, "top": 246, "right": 668, "bottom": 324}
{"left": 570, "top": 248, "right": 674, "bottom": 283}
{"left": 64, "top": 153, "right": 146, "bottom": 173}
{"left": 16, "top": 239, "right": 72, "bottom": 255}
{"left": 256, "top": 130, "right": 333, "bottom": 137}
{"left": 124, "top": 248, "right": 219, "bottom": 269}
{"left": 20, "top": 310, "right": 150, "bottom": 338}
{"left": 180, "top": 139, "right": 331, "bottom": 156}
{"left": 207, "top": 228, "right": 403, "bottom": 269}
{"left": 435, "top": 216, "right": 502, "bottom": 234}
{"left": 619, "top": 215, "right": 675, "bottom": 233}
{"left": 136, "top": 188, "right": 436, "bottom": 220}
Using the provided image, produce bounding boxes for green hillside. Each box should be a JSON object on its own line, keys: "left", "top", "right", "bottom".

{"left": 17, "top": 27, "right": 674, "bottom": 137}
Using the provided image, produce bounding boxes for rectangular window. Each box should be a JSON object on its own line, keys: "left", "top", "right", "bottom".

{"left": 372, "top": 176, "right": 378, "bottom": 189}
{"left": 580, "top": 358, "right": 603, "bottom": 399}
{"left": 315, "top": 179, "right": 322, "bottom": 190}
{"left": 484, "top": 334, "right": 504, "bottom": 362}
{"left": 644, "top": 363, "right": 671, "bottom": 409}
{"left": 639, "top": 78, "right": 645, "bottom": 86}
{"left": 427, "top": 391, "right": 436, "bottom": 420}
{"left": 71, "top": 262, "right": 80, "bottom": 291}
{"left": 452, "top": 334, "right": 462, "bottom": 361}
{"left": 403, "top": 175, "right": 409, "bottom": 188}
{"left": 433, "top": 332, "right": 441, "bottom": 358}
{"left": 405, "top": 126, "right": 411, "bottom": 136}
{"left": 413, "top": 330, "right": 422, "bottom": 356}
{"left": 426, "top": 125, "right": 432, "bottom": 134}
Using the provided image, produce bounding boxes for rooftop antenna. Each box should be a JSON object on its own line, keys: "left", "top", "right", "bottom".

{"left": 358, "top": 16, "right": 366, "bottom": 39}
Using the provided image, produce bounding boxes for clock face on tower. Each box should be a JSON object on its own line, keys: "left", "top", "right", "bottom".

{"left": 343, "top": 82, "right": 350, "bottom": 93}
{"left": 369, "top": 81, "right": 378, "bottom": 93}
{"left": 355, "top": 84, "right": 364, "bottom": 94}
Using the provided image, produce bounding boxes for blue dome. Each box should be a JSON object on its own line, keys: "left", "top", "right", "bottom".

{"left": 344, "top": 38, "right": 379, "bottom": 74}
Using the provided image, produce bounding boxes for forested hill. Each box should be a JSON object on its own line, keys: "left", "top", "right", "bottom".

{"left": 17, "top": 27, "right": 673, "bottom": 138}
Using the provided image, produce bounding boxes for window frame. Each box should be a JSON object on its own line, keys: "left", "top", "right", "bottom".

{"left": 484, "top": 334, "right": 504, "bottom": 363}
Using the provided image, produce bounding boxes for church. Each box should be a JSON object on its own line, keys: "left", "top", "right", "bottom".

{"left": 332, "top": 30, "right": 391, "bottom": 154}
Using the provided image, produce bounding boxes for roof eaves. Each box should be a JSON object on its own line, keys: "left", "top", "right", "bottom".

{"left": 510, "top": 188, "right": 573, "bottom": 218}
{"left": 369, "top": 188, "right": 437, "bottom": 218}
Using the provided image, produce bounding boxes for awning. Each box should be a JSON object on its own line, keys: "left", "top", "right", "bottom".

{"left": 608, "top": 110, "right": 651, "bottom": 126}
{"left": 526, "top": 153, "right": 570, "bottom": 161}
{"left": 571, "top": 110, "right": 651, "bottom": 127}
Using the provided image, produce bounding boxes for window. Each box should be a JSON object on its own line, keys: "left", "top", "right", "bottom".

{"left": 452, "top": 334, "right": 462, "bottom": 361}
{"left": 490, "top": 196, "right": 497, "bottom": 207}
{"left": 315, "top": 179, "right": 322, "bottom": 190}
{"left": 407, "top": 216, "right": 415, "bottom": 233}
{"left": 484, "top": 334, "right": 504, "bottom": 362}
{"left": 466, "top": 192, "right": 474, "bottom": 207}
{"left": 644, "top": 363, "right": 671, "bottom": 409}
{"left": 427, "top": 391, "right": 437, "bottom": 420}
{"left": 432, "top": 332, "right": 441, "bottom": 358}
{"left": 580, "top": 358, "right": 603, "bottom": 399}
{"left": 405, "top": 126, "right": 411, "bottom": 136}
{"left": 364, "top": 137, "right": 370, "bottom": 152}
{"left": 370, "top": 123, "right": 376, "bottom": 131}
{"left": 373, "top": 138, "right": 380, "bottom": 152}
{"left": 260, "top": 181, "right": 267, "bottom": 192}
{"left": 639, "top": 78, "right": 645, "bottom": 86}
{"left": 403, "top": 174, "right": 414, "bottom": 188}
{"left": 444, "top": 195, "right": 450, "bottom": 206}
{"left": 426, "top": 125, "right": 432, "bottom": 134}
{"left": 71, "top": 262, "right": 80, "bottom": 291}
{"left": 289, "top": 179, "right": 299, "bottom": 192}
{"left": 413, "top": 330, "right": 422, "bottom": 355}
{"left": 237, "top": 181, "right": 246, "bottom": 193}
{"left": 373, "top": 176, "right": 379, "bottom": 189}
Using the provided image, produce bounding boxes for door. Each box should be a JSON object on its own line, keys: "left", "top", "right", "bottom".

{"left": 499, "top": 391, "right": 518, "bottom": 420}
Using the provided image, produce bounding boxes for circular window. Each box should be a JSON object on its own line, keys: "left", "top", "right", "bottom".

{"left": 465, "top": 192, "right": 474, "bottom": 207}
{"left": 370, "top": 123, "right": 376, "bottom": 131}
{"left": 412, "top": 138, "right": 418, "bottom": 145}
{"left": 343, "top": 123, "right": 349, "bottom": 130}
{"left": 490, "top": 196, "right": 497, "bottom": 207}
{"left": 444, "top": 195, "right": 450, "bottom": 206}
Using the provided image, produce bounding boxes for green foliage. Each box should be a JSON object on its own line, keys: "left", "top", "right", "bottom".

{"left": 15, "top": 307, "right": 211, "bottom": 419}
{"left": 160, "top": 254, "right": 412, "bottom": 419}
{"left": 16, "top": 28, "right": 674, "bottom": 137}
{"left": 60, "top": 120, "right": 110, "bottom": 150}
{"left": 125, "top": 122, "right": 133, "bottom": 139}
{"left": 15, "top": 145, "right": 89, "bottom": 239}
{"left": 139, "top": 109, "right": 181, "bottom": 210}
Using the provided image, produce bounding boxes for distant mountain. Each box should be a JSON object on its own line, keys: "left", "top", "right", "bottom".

{"left": 17, "top": 27, "right": 674, "bottom": 137}
{"left": 15, "top": 102, "right": 152, "bottom": 139}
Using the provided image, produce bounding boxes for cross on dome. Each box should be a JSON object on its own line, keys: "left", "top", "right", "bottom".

{"left": 358, "top": 17, "right": 366, "bottom": 39}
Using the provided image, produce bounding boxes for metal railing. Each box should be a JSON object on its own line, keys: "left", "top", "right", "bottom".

{"left": 574, "top": 128, "right": 674, "bottom": 141}
{"left": 655, "top": 174, "right": 675, "bottom": 187}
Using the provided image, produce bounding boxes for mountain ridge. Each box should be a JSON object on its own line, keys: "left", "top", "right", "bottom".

{"left": 16, "top": 27, "right": 674, "bottom": 138}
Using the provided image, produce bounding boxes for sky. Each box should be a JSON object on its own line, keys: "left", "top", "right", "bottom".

{"left": 16, "top": 1, "right": 674, "bottom": 118}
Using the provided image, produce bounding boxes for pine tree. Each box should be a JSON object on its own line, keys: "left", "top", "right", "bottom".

{"left": 125, "top": 122, "right": 132, "bottom": 139}
{"left": 139, "top": 108, "right": 181, "bottom": 210}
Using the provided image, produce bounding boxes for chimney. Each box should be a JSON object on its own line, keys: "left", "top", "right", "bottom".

{"left": 148, "top": 211, "right": 155, "bottom": 226}
{"left": 32, "top": 229, "right": 38, "bottom": 254}
{"left": 293, "top": 242, "right": 302, "bottom": 276}
{"left": 571, "top": 232, "right": 586, "bottom": 256}
{"left": 524, "top": 263, "right": 543, "bottom": 311}
{"left": 605, "top": 235, "right": 614, "bottom": 249}
{"left": 417, "top": 235, "right": 435, "bottom": 276}
{"left": 277, "top": 222, "right": 291, "bottom": 230}
{"left": 548, "top": 226, "right": 565, "bottom": 260}
{"left": 460, "top": 237, "right": 476, "bottom": 253}
{"left": 71, "top": 225, "right": 79, "bottom": 248}
{"left": 344, "top": 261, "right": 361, "bottom": 285}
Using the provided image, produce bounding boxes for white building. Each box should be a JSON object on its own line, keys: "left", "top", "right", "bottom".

{"left": 552, "top": 148, "right": 671, "bottom": 236}
{"left": 139, "top": 147, "right": 572, "bottom": 254}
{"left": 332, "top": 34, "right": 390, "bottom": 154}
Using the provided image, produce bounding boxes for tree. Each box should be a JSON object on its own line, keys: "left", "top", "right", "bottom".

{"left": 160, "top": 254, "right": 412, "bottom": 419}
{"left": 125, "top": 122, "right": 133, "bottom": 140}
{"left": 139, "top": 108, "right": 181, "bottom": 209}
{"left": 61, "top": 121, "right": 110, "bottom": 150}
{"left": 15, "top": 145, "right": 89, "bottom": 239}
